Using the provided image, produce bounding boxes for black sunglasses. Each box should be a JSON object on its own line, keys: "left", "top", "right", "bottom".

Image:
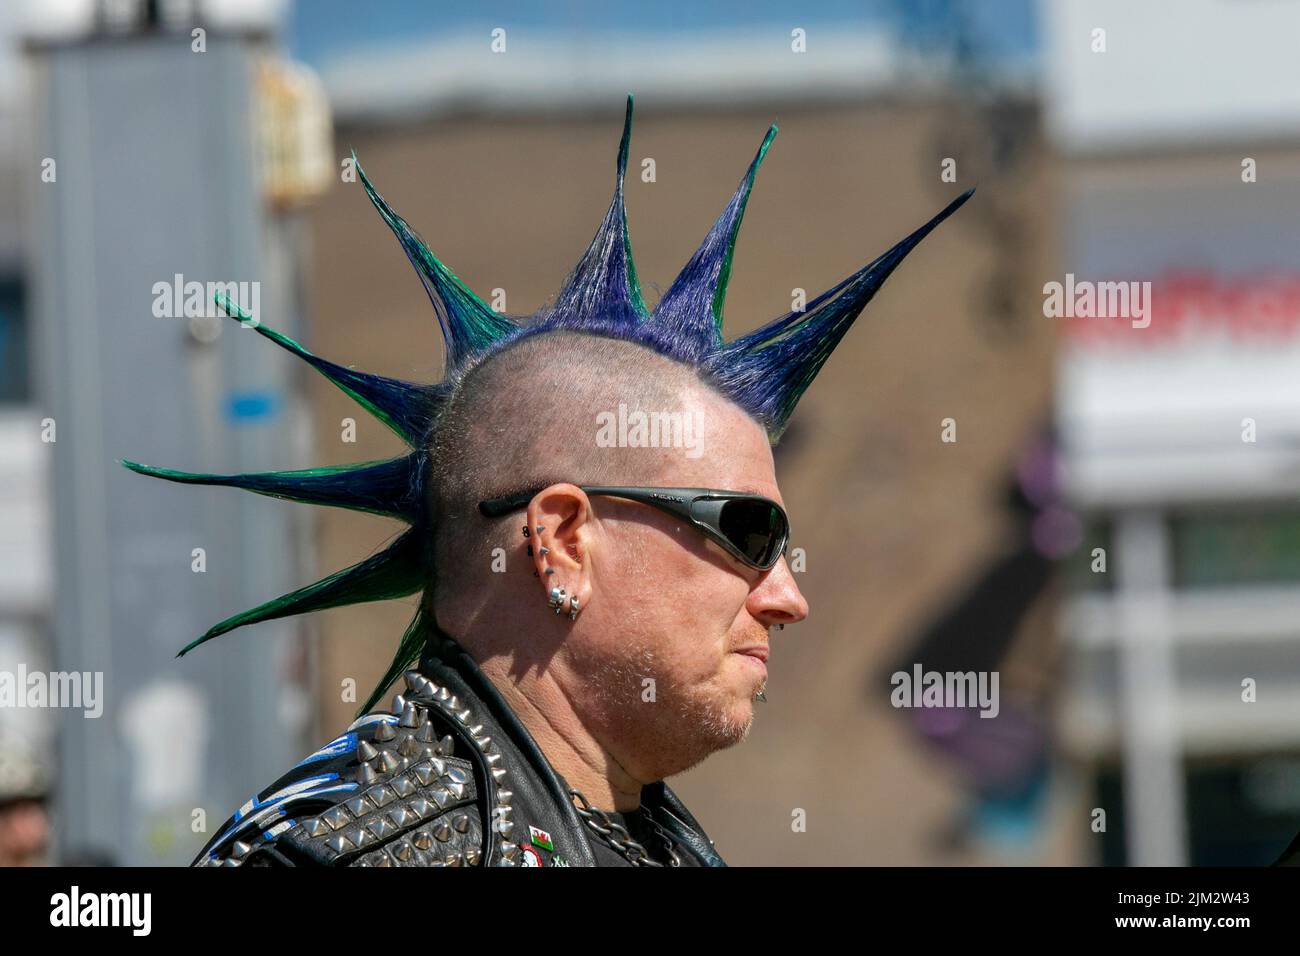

{"left": 478, "top": 485, "right": 791, "bottom": 571}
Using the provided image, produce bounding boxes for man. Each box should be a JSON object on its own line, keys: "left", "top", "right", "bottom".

{"left": 0, "top": 745, "right": 49, "bottom": 867}
{"left": 126, "top": 96, "right": 970, "bottom": 866}
{"left": 0, "top": 629, "right": 52, "bottom": 867}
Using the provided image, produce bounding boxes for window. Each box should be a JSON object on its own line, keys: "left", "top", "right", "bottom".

{"left": 0, "top": 276, "right": 29, "bottom": 403}
{"left": 1171, "top": 510, "right": 1300, "bottom": 589}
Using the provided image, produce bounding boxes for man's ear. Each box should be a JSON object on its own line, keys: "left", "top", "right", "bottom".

{"left": 526, "top": 483, "right": 594, "bottom": 617}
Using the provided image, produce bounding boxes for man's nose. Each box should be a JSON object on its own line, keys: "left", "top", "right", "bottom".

{"left": 748, "top": 555, "right": 809, "bottom": 628}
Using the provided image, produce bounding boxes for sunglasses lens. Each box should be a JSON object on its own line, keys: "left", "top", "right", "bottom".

{"left": 717, "top": 498, "right": 787, "bottom": 568}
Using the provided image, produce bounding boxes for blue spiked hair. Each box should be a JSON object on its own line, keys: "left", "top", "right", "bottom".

{"left": 123, "top": 95, "right": 972, "bottom": 714}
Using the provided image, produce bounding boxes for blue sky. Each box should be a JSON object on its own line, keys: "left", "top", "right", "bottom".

{"left": 287, "top": 0, "right": 1038, "bottom": 74}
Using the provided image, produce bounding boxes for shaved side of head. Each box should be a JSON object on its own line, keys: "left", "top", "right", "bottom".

{"left": 426, "top": 330, "right": 744, "bottom": 600}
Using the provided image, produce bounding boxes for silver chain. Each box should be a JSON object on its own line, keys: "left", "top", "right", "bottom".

{"left": 568, "top": 787, "right": 681, "bottom": 867}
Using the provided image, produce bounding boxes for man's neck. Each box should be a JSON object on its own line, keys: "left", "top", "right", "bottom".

{"left": 472, "top": 653, "right": 644, "bottom": 813}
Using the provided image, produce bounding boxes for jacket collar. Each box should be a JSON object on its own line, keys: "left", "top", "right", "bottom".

{"left": 421, "top": 623, "right": 726, "bottom": 867}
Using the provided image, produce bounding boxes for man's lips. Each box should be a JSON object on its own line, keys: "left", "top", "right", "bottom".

{"left": 731, "top": 646, "right": 769, "bottom": 663}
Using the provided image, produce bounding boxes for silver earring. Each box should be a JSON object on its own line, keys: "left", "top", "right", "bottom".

{"left": 568, "top": 595, "right": 581, "bottom": 621}
{"left": 547, "top": 585, "right": 567, "bottom": 611}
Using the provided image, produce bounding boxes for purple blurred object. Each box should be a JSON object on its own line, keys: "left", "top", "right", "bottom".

{"left": 913, "top": 702, "right": 1049, "bottom": 794}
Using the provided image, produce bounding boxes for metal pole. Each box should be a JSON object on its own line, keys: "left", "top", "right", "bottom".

{"left": 1114, "top": 508, "right": 1187, "bottom": 865}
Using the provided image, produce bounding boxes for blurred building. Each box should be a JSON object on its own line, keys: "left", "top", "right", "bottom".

{"left": 12, "top": 0, "right": 330, "bottom": 864}
{"left": 0, "top": 0, "right": 54, "bottom": 828}
{"left": 1045, "top": 0, "right": 1300, "bottom": 865}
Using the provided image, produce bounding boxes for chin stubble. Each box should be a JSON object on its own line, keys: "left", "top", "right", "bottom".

{"left": 584, "top": 639, "right": 755, "bottom": 772}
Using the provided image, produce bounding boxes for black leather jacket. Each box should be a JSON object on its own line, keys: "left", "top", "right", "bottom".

{"left": 192, "top": 627, "right": 726, "bottom": 867}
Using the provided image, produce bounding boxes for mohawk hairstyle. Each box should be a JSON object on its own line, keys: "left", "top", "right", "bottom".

{"left": 122, "top": 95, "right": 972, "bottom": 714}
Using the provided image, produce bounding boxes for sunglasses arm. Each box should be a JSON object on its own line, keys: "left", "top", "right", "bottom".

{"left": 575, "top": 486, "right": 698, "bottom": 524}
{"left": 478, "top": 486, "right": 701, "bottom": 523}
{"left": 478, "top": 490, "right": 544, "bottom": 518}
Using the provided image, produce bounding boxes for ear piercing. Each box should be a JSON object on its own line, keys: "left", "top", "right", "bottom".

{"left": 532, "top": 527, "right": 579, "bottom": 619}
{"left": 525, "top": 525, "right": 546, "bottom": 572}
{"left": 547, "top": 586, "right": 581, "bottom": 620}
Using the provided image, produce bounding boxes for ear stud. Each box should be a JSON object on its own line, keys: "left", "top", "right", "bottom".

{"left": 548, "top": 586, "right": 567, "bottom": 611}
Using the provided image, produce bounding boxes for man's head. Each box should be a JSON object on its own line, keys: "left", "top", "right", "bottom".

{"left": 428, "top": 330, "right": 807, "bottom": 780}
{"left": 0, "top": 797, "right": 48, "bottom": 867}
